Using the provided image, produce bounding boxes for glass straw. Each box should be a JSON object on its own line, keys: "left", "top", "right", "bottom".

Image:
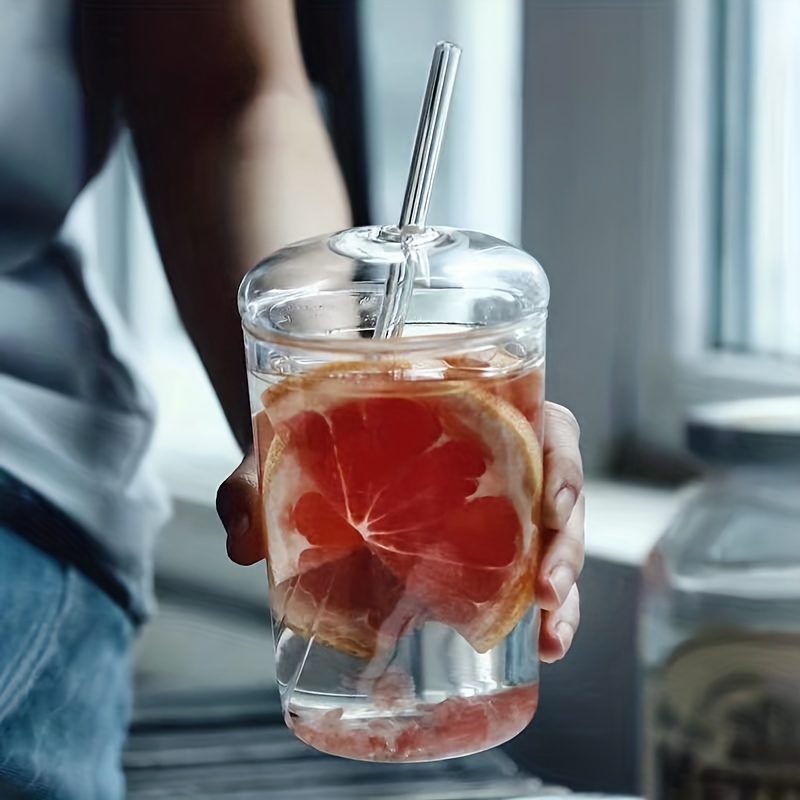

{"left": 398, "top": 41, "right": 462, "bottom": 230}
{"left": 375, "top": 41, "right": 462, "bottom": 338}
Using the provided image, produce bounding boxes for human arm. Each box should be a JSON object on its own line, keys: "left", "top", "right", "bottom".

{"left": 107, "top": 0, "right": 351, "bottom": 449}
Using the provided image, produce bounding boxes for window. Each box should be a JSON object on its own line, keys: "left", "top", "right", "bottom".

{"left": 63, "top": 0, "right": 523, "bottom": 499}
{"left": 665, "top": 0, "right": 800, "bottom": 433}
{"left": 717, "top": 0, "right": 800, "bottom": 358}
{"left": 522, "top": 0, "right": 800, "bottom": 474}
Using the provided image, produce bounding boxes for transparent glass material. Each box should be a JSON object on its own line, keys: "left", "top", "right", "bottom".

{"left": 239, "top": 225, "right": 549, "bottom": 762}
{"left": 640, "top": 400, "right": 800, "bottom": 797}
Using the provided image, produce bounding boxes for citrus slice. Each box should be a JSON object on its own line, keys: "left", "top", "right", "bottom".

{"left": 261, "top": 364, "right": 543, "bottom": 659}
{"left": 444, "top": 350, "right": 545, "bottom": 428}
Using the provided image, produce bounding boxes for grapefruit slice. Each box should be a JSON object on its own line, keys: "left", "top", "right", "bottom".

{"left": 443, "top": 350, "right": 545, "bottom": 429}
{"left": 261, "top": 365, "right": 543, "bottom": 660}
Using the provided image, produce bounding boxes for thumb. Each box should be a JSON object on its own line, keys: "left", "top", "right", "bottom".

{"left": 216, "top": 449, "right": 266, "bottom": 565}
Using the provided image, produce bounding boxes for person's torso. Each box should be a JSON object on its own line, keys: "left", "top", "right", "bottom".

{"left": 0, "top": 0, "right": 168, "bottom": 619}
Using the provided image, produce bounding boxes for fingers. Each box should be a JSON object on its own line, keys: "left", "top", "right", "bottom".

{"left": 537, "top": 401, "right": 585, "bottom": 618}
{"left": 538, "top": 492, "right": 586, "bottom": 612}
{"left": 541, "top": 402, "right": 584, "bottom": 531}
{"left": 216, "top": 449, "right": 267, "bottom": 565}
{"left": 539, "top": 583, "right": 580, "bottom": 663}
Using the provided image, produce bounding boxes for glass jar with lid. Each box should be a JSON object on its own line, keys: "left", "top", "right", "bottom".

{"left": 639, "top": 396, "right": 800, "bottom": 797}
{"left": 238, "top": 223, "right": 550, "bottom": 761}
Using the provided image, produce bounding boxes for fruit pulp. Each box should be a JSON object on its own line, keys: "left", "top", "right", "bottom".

{"left": 251, "top": 353, "right": 545, "bottom": 761}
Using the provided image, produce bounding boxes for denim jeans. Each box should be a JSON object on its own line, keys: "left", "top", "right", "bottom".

{"left": 0, "top": 525, "right": 134, "bottom": 799}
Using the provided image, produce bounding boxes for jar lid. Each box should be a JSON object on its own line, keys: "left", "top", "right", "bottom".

{"left": 238, "top": 225, "right": 549, "bottom": 347}
{"left": 686, "top": 396, "right": 800, "bottom": 466}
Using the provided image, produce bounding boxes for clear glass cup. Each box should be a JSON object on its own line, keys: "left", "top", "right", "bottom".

{"left": 238, "top": 225, "right": 549, "bottom": 762}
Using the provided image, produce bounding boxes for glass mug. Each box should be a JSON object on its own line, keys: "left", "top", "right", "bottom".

{"left": 238, "top": 225, "right": 549, "bottom": 761}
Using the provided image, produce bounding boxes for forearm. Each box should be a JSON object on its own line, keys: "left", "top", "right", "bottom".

{"left": 130, "top": 88, "right": 351, "bottom": 450}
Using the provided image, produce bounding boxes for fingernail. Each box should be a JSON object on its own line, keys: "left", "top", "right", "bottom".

{"left": 548, "top": 565, "right": 575, "bottom": 606}
{"left": 554, "top": 486, "right": 577, "bottom": 528}
{"left": 556, "top": 621, "right": 575, "bottom": 653}
{"left": 229, "top": 514, "right": 249, "bottom": 539}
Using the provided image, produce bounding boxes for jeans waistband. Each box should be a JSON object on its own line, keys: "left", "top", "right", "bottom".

{"left": 0, "top": 468, "right": 142, "bottom": 624}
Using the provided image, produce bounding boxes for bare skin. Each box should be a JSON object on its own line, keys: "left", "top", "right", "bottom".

{"left": 94, "top": 0, "right": 584, "bottom": 662}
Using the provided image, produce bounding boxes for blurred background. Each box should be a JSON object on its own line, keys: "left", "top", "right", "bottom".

{"left": 50, "top": 0, "right": 800, "bottom": 795}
